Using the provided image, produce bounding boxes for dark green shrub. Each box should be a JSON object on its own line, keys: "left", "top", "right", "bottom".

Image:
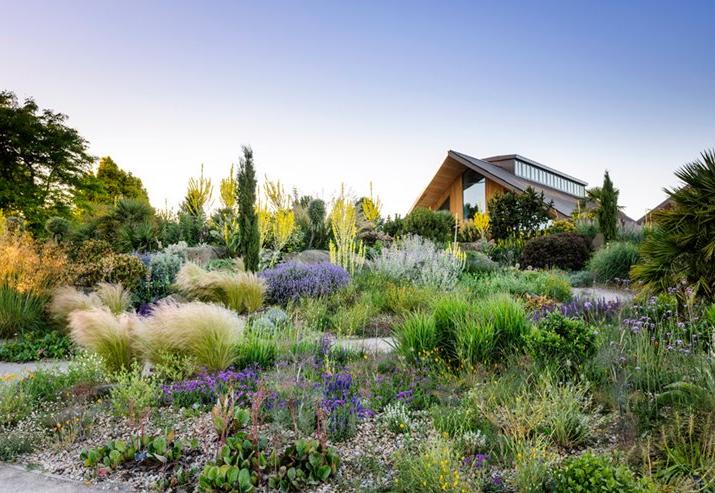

{"left": 73, "top": 252, "right": 147, "bottom": 289}
{"left": 520, "top": 233, "right": 591, "bottom": 271}
{"left": 402, "top": 207, "right": 455, "bottom": 244}
{"left": 381, "top": 214, "right": 405, "bottom": 238}
{"left": 588, "top": 241, "right": 640, "bottom": 283}
{"left": 526, "top": 312, "right": 597, "bottom": 372}
{"left": 0, "top": 284, "right": 46, "bottom": 338}
{"left": 550, "top": 453, "right": 646, "bottom": 493}
{"left": 45, "top": 216, "right": 71, "bottom": 242}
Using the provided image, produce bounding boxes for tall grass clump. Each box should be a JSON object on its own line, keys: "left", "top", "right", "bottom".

{"left": 465, "top": 270, "right": 571, "bottom": 302}
{"left": 139, "top": 301, "right": 245, "bottom": 371}
{"left": 0, "top": 284, "right": 46, "bottom": 337}
{"left": 372, "top": 235, "right": 464, "bottom": 290}
{"left": 174, "top": 262, "right": 265, "bottom": 313}
{"left": 589, "top": 241, "right": 640, "bottom": 283}
{"left": 393, "top": 312, "right": 437, "bottom": 363}
{"left": 68, "top": 308, "right": 140, "bottom": 373}
{"left": 93, "top": 282, "right": 132, "bottom": 315}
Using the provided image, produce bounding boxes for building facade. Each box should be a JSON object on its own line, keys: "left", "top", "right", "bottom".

{"left": 411, "top": 150, "right": 588, "bottom": 221}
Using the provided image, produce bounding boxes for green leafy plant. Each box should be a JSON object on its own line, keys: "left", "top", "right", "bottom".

{"left": 488, "top": 187, "right": 553, "bottom": 241}
{"left": 0, "top": 329, "right": 73, "bottom": 361}
{"left": 526, "top": 311, "right": 597, "bottom": 373}
{"left": 268, "top": 438, "right": 340, "bottom": 492}
{"left": 550, "top": 452, "right": 646, "bottom": 493}
{"left": 198, "top": 432, "right": 272, "bottom": 492}
{"left": 81, "top": 430, "right": 192, "bottom": 471}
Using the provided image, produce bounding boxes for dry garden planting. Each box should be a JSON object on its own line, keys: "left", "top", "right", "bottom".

{"left": 2, "top": 92, "right": 715, "bottom": 492}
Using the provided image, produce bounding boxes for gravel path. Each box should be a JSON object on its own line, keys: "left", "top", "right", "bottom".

{"left": 573, "top": 286, "right": 634, "bottom": 303}
{"left": 0, "top": 463, "right": 113, "bottom": 492}
{"left": 335, "top": 337, "right": 394, "bottom": 354}
{"left": 0, "top": 360, "right": 70, "bottom": 381}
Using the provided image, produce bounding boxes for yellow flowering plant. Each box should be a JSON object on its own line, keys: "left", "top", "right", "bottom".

{"left": 329, "top": 185, "right": 365, "bottom": 274}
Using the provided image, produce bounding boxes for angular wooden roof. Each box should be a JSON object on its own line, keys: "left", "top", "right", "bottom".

{"left": 412, "top": 150, "right": 585, "bottom": 218}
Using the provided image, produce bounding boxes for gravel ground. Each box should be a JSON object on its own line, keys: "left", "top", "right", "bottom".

{"left": 17, "top": 404, "right": 408, "bottom": 493}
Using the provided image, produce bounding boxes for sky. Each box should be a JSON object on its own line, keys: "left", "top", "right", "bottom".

{"left": 2, "top": 0, "right": 714, "bottom": 220}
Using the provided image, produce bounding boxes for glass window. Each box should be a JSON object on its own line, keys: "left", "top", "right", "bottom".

{"left": 462, "top": 169, "right": 486, "bottom": 219}
{"left": 438, "top": 197, "right": 450, "bottom": 211}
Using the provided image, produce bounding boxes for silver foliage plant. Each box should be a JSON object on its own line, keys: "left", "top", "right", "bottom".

{"left": 371, "top": 234, "right": 464, "bottom": 290}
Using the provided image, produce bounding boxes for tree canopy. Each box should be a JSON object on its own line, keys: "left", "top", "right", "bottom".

{"left": 0, "top": 90, "right": 94, "bottom": 232}
{"left": 488, "top": 187, "right": 553, "bottom": 240}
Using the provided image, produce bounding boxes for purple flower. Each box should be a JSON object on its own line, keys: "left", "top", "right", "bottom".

{"left": 260, "top": 262, "right": 350, "bottom": 305}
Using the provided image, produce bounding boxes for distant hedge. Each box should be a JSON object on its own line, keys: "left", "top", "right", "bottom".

{"left": 520, "top": 232, "right": 591, "bottom": 271}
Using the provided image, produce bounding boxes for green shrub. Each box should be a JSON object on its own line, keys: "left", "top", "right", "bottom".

{"left": 73, "top": 252, "right": 147, "bottom": 290}
{"left": 588, "top": 241, "right": 640, "bottom": 283}
{"left": 402, "top": 207, "right": 456, "bottom": 245}
{"left": 0, "top": 284, "right": 46, "bottom": 338}
{"left": 520, "top": 233, "right": 591, "bottom": 271}
{"left": 545, "top": 219, "right": 576, "bottom": 235}
{"left": 550, "top": 453, "right": 646, "bottom": 493}
{"left": 464, "top": 251, "right": 499, "bottom": 274}
{"left": 17, "top": 352, "right": 105, "bottom": 404}
{"left": 526, "top": 312, "right": 597, "bottom": 372}
{"left": 110, "top": 364, "right": 161, "bottom": 422}
{"left": 394, "top": 312, "right": 437, "bottom": 363}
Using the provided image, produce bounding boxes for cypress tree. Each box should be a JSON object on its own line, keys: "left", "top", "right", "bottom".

{"left": 597, "top": 171, "right": 619, "bottom": 242}
{"left": 236, "top": 145, "right": 260, "bottom": 271}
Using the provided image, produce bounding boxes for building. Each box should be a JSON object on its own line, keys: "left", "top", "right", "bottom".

{"left": 411, "top": 150, "right": 588, "bottom": 221}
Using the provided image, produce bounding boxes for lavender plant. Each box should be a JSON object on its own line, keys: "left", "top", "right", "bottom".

{"left": 322, "top": 372, "right": 373, "bottom": 441}
{"left": 260, "top": 261, "right": 350, "bottom": 305}
{"left": 162, "top": 368, "right": 259, "bottom": 409}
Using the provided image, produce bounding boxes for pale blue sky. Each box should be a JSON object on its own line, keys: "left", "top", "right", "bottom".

{"left": 2, "top": 0, "right": 713, "bottom": 219}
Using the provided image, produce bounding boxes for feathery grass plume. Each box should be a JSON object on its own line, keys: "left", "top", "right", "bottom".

{"left": 93, "top": 282, "right": 132, "bottom": 315}
{"left": 174, "top": 262, "right": 265, "bottom": 313}
{"left": 49, "top": 286, "right": 103, "bottom": 328}
{"left": 139, "top": 301, "right": 245, "bottom": 372}
{"left": 174, "top": 262, "right": 216, "bottom": 300}
{"left": 213, "top": 271, "right": 266, "bottom": 313}
{"left": 68, "top": 308, "right": 140, "bottom": 373}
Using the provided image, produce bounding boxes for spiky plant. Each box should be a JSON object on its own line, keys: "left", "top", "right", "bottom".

{"left": 631, "top": 149, "right": 715, "bottom": 299}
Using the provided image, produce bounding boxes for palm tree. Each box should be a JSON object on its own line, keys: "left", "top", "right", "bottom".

{"left": 631, "top": 149, "right": 715, "bottom": 299}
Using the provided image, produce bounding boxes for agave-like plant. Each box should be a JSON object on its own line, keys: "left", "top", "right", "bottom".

{"left": 631, "top": 149, "right": 715, "bottom": 299}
